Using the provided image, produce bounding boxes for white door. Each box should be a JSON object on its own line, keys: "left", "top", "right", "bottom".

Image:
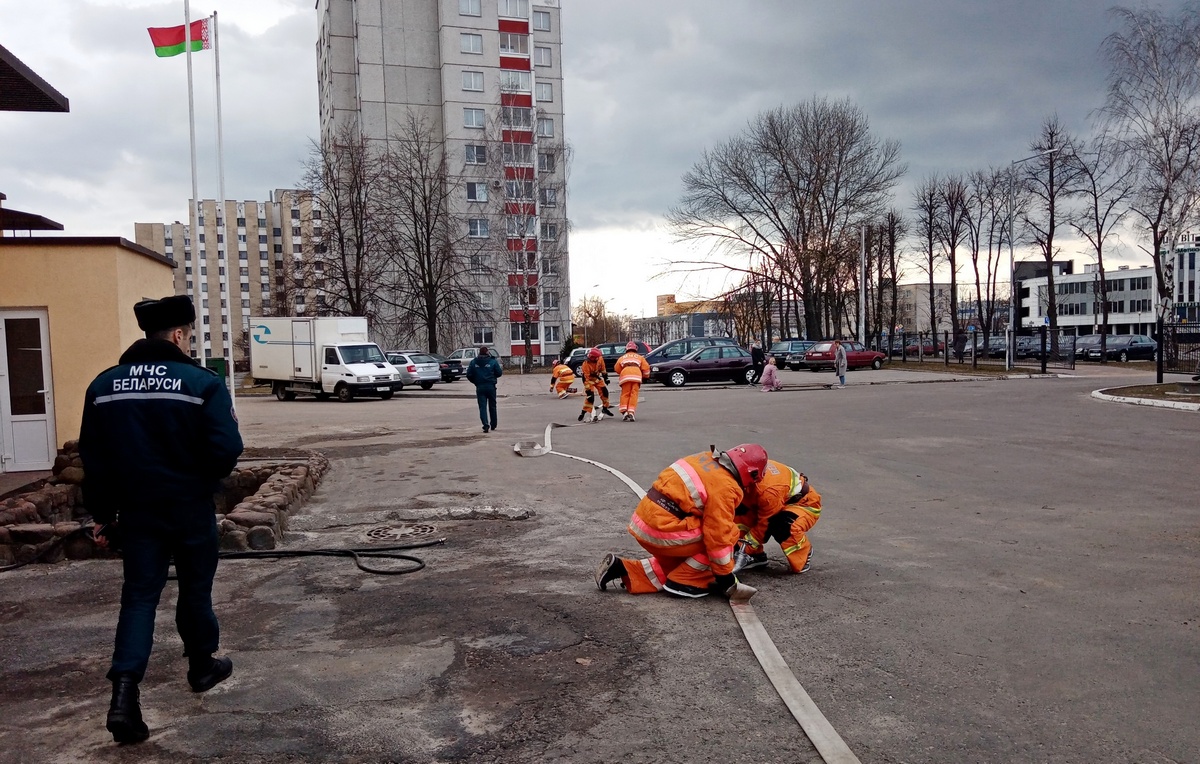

{"left": 0, "top": 310, "right": 57, "bottom": 473}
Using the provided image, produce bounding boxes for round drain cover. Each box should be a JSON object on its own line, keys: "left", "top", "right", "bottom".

{"left": 366, "top": 523, "right": 437, "bottom": 541}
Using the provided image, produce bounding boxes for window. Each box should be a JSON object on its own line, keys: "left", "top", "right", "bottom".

{"left": 505, "top": 180, "right": 535, "bottom": 200}
{"left": 533, "top": 10, "right": 551, "bottom": 30}
{"left": 470, "top": 254, "right": 489, "bottom": 273}
{"left": 464, "top": 108, "right": 486, "bottom": 128}
{"left": 501, "top": 106, "right": 532, "bottom": 128}
{"left": 274, "top": 244, "right": 283, "bottom": 254}
{"left": 236, "top": 217, "right": 246, "bottom": 226}
{"left": 258, "top": 218, "right": 267, "bottom": 227}
{"left": 500, "top": 70, "right": 532, "bottom": 92}
{"left": 538, "top": 152, "right": 556, "bottom": 172}
{"left": 468, "top": 218, "right": 490, "bottom": 238}
{"left": 498, "top": 0, "right": 529, "bottom": 19}
{"left": 293, "top": 244, "right": 302, "bottom": 254}
{"left": 503, "top": 143, "right": 534, "bottom": 165}
{"left": 473, "top": 327, "right": 494, "bottom": 344}
{"left": 273, "top": 227, "right": 282, "bottom": 236}
{"left": 541, "top": 257, "right": 558, "bottom": 275}
{"left": 462, "top": 70, "right": 484, "bottom": 91}
{"left": 291, "top": 209, "right": 300, "bottom": 220}
{"left": 511, "top": 321, "right": 539, "bottom": 341}
{"left": 241, "top": 299, "right": 250, "bottom": 309}
{"left": 258, "top": 234, "right": 268, "bottom": 244}
{"left": 509, "top": 251, "right": 537, "bottom": 271}
{"left": 534, "top": 46, "right": 552, "bottom": 66}
{"left": 541, "top": 222, "right": 558, "bottom": 240}
{"left": 466, "top": 182, "right": 488, "bottom": 202}
{"left": 539, "top": 188, "right": 557, "bottom": 206}
{"left": 507, "top": 217, "right": 537, "bottom": 237}
{"left": 465, "top": 144, "right": 487, "bottom": 164}
{"left": 260, "top": 267, "right": 270, "bottom": 276}
{"left": 542, "top": 291, "right": 560, "bottom": 309}
{"left": 537, "top": 117, "right": 554, "bottom": 137}
{"left": 459, "top": 0, "right": 481, "bottom": 15}
{"left": 239, "top": 267, "right": 249, "bottom": 276}
{"left": 535, "top": 82, "right": 553, "bottom": 102}
{"left": 544, "top": 325, "right": 561, "bottom": 343}
{"left": 499, "top": 33, "right": 529, "bottom": 56}
{"left": 460, "top": 33, "right": 483, "bottom": 54}
{"left": 198, "top": 233, "right": 205, "bottom": 243}
{"left": 475, "top": 291, "right": 493, "bottom": 310}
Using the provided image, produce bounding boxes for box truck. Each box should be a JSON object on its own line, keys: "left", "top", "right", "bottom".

{"left": 248, "top": 317, "right": 402, "bottom": 401}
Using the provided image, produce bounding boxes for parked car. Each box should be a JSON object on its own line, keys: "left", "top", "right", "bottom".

{"left": 385, "top": 351, "right": 442, "bottom": 390}
{"left": 644, "top": 336, "right": 739, "bottom": 367}
{"left": 562, "top": 346, "right": 588, "bottom": 372}
{"left": 768, "top": 340, "right": 815, "bottom": 369}
{"left": 1085, "top": 334, "right": 1157, "bottom": 362}
{"left": 428, "top": 353, "right": 464, "bottom": 382}
{"left": 599, "top": 341, "right": 651, "bottom": 373}
{"left": 1073, "top": 335, "right": 1103, "bottom": 359}
{"left": 1014, "top": 336, "right": 1041, "bottom": 358}
{"left": 802, "top": 341, "right": 885, "bottom": 371}
{"left": 904, "top": 338, "right": 945, "bottom": 356}
{"left": 650, "top": 345, "right": 756, "bottom": 387}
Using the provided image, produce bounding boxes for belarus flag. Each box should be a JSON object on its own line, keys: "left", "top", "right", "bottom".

{"left": 147, "top": 18, "right": 211, "bottom": 57}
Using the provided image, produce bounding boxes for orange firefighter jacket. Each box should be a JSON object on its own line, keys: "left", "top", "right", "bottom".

{"left": 616, "top": 351, "right": 650, "bottom": 384}
{"left": 627, "top": 451, "right": 745, "bottom": 576}
{"left": 580, "top": 357, "right": 608, "bottom": 386}
{"left": 741, "top": 460, "right": 821, "bottom": 542}
{"left": 551, "top": 362, "right": 575, "bottom": 385}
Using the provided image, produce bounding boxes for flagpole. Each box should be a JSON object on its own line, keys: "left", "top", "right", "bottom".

{"left": 183, "top": 0, "right": 206, "bottom": 364}
{"left": 211, "top": 11, "right": 236, "bottom": 406}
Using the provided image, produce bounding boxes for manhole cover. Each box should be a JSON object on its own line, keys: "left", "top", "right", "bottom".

{"left": 366, "top": 523, "right": 438, "bottom": 541}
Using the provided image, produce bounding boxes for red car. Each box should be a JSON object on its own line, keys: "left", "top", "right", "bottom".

{"left": 904, "top": 339, "right": 945, "bottom": 356}
{"left": 802, "top": 341, "right": 885, "bottom": 371}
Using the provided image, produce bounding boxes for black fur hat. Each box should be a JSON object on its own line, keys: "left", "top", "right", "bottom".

{"left": 134, "top": 295, "right": 196, "bottom": 334}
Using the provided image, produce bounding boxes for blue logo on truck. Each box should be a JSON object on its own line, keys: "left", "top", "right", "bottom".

{"left": 252, "top": 324, "right": 271, "bottom": 344}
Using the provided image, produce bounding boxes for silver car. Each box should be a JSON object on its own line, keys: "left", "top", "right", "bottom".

{"left": 385, "top": 351, "right": 442, "bottom": 390}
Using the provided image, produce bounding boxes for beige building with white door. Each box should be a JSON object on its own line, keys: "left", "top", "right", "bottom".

{"left": 0, "top": 237, "right": 174, "bottom": 472}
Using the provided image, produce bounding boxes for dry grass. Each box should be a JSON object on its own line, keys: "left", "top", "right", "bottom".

{"left": 1101, "top": 383, "right": 1200, "bottom": 402}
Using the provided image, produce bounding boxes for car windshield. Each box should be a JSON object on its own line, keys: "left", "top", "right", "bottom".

{"left": 341, "top": 344, "right": 385, "bottom": 364}
{"left": 410, "top": 353, "right": 437, "bottom": 364}
{"left": 769, "top": 342, "right": 792, "bottom": 353}
{"left": 810, "top": 342, "right": 834, "bottom": 352}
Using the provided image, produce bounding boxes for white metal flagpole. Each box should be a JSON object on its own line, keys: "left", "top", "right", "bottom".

{"left": 211, "top": 10, "right": 236, "bottom": 405}
{"left": 183, "top": 0, "right": 207, "bottom": 364}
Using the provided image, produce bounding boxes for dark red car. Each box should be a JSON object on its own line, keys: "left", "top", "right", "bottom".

{"left": 802, "top": 341, "right": 885, "bottom": 372}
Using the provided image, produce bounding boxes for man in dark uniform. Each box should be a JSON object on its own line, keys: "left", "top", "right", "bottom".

{"left": 80, "top": 295, "right": 243, "bottom": 744}
{"left": 750, "top": 341, "right": 766, "bottom": 384}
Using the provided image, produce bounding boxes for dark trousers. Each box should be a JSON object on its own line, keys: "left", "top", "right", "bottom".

{"left": 751, "top": 363, "right": 764, "bottom": 383}
{"left": 475, "top": 384, "right": 498, "bottom": 429}
{"left": 108, "top": 520, "right": 220, "bottom": 682}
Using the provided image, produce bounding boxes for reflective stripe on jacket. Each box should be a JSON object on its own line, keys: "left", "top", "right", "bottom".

{"left": 551, "top": 363, "right": 575, "bottom": 384}
{"left": 580, "top": 358, "right": 607, "bottom": 383}
{"left": 616, "top": 352, "right": 650, "bottom": 384}
{"left": 627, "top": 451, "right": 743, "bottom": 575}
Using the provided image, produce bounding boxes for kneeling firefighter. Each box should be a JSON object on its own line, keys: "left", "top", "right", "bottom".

{"left": 549, "top": 358, "right": 577, "bottom": 398}
{"left": 577, "top": 348, "right": 613, "bottom": 422}
{"left": 732, "top": 460, "right": 822, "bottom": 574}
{"left": 594, "top": 444, "right": 768, "bottom": 598}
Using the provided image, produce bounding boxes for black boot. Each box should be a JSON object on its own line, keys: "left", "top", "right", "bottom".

{"left": 594, "top": 553, "right": 627, "bottom": 591}
{"left": 106, "top": 675, "right": 149, "bottom": 744}
{"left": 577, "top": 411, "right": 586, "bottom": 422}
{"left": 187, "top": 655, "right": 233, "bottom": 693}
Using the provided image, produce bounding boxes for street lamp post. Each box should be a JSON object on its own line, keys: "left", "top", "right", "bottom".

{"left": 1007, "top": 147, "right": 1061, "bottom": 369}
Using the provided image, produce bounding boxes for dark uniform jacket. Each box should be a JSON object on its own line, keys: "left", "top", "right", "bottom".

{"left": 80, "top": 339, "right": 244, "bottom": 532}
{"left": 466, "top": 355, "right": 503, "bottom": 388}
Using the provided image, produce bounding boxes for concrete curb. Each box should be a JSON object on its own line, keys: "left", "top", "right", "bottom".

{"left": 1091, "top": 389, "right": 1200, "bottom": 412}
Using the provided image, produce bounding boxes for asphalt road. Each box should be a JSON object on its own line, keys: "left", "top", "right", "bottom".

{"left": 2, "top": 367, "right": 1197, "bottom": 763}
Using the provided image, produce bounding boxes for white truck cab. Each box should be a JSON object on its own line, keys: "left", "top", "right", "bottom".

{"left": 249, "top": 317, "right": 402, "bottom": 401}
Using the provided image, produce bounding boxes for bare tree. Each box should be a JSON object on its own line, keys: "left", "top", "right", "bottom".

{"left": 936, "top": 174, "right": 970, "bottom": 342}
{"left": 965, "top": 168, "right": 1009, "bottom": 342}
{"left": 1019, "top": 115, "right": 1079, "bottom": 347}
{"left": 302, "top": 123, "right": 390, "bottom": 327}
{"left": 1100, "top": 4, "right": 1200, "bottom": 319}
{"left": 667, "top": 96, "right": 905, "bottom": 340}
{"left": 911, "top": 175, "right": 943, "bottom": 338}
{"left": 1066, "top": 135, "right": 1136, "bottom": 361}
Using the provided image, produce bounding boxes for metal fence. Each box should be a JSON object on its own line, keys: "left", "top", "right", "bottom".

{"left": 878, "top": 328, "right": 1076, "bottom": 372}
{"left": 1160, "top": 323, "right": 1200, "bottom": 376}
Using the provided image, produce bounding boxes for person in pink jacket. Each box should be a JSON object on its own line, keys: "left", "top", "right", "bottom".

{"left": 758, "top": 356, "right": 783, "bottom": 392}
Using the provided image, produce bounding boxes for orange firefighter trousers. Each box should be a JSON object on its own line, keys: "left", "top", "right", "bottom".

{"left": 619, "top": 381, "right": 641, "bottom": 414}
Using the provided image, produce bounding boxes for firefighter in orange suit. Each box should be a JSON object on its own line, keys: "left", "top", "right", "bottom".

{"left": 577, "top": 348, "right": 613, "bottom": 423}
{"left": 615, "top": 342, "right": 651, "bottom": 421}
{"left": 594, "top": 444, "right": 769, "bottom": 598}
{"left": 549, "top": 358, "right": 578, "bottom": 398}
{"left": 733, "top": 460, "right": 822, "bottom": 574}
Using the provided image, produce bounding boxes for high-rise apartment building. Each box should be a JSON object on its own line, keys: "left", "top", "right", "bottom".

{"left": 315, "top": 0, "right": 570, "bottom": 362}
{"left": 134, "top": 189, "right": 323, "bottom": 368}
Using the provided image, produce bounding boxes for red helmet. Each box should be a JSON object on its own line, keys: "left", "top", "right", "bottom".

{"left": 587, "top": 348, "right": 602, "bottom": 360}
{"left": 721, "top": 443, "right": 768, "bottom": 486}
{"left": 626, "top": 341, "right": 638, "bottom": 351}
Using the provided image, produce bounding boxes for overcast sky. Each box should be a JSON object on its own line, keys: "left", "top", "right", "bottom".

{"left": 0, "top": 1, "right": 1183, "bottom": 317}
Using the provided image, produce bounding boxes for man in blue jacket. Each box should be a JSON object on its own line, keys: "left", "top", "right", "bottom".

{"left": 80, "top": 295, "right": 243, "bottom": 744}
{"left": 465, "top": 346, "right": 503, "bottom": 433}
